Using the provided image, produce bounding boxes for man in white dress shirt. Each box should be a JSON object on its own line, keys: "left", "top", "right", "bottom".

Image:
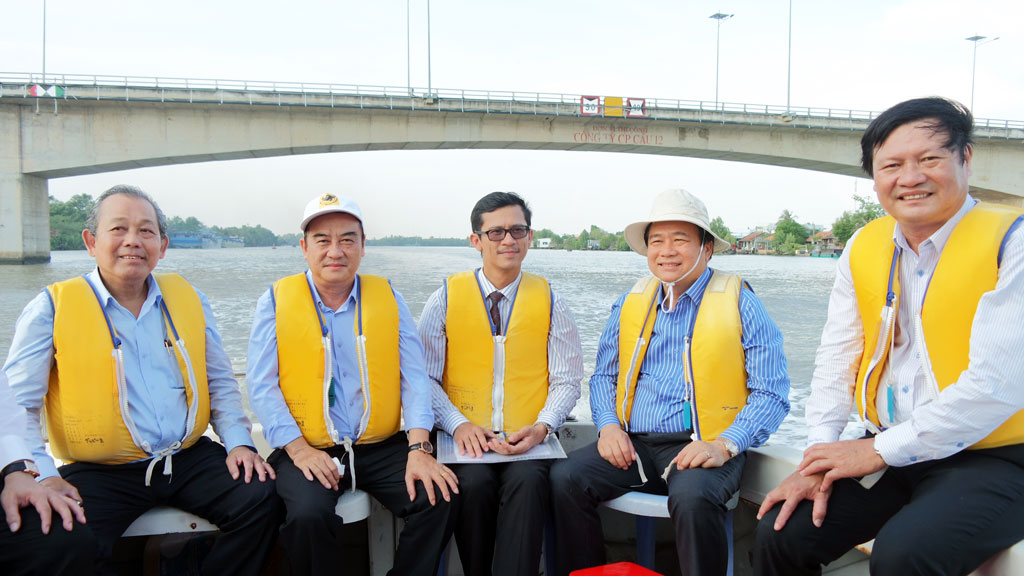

{"left": 755, "top": 97, "right": 1024, "bottom": 575}
{"left": 419, "top": 191, "right": 584, "bottom": 576}
{"left": 0, "top": 371, "right": 95, "bottom": 574}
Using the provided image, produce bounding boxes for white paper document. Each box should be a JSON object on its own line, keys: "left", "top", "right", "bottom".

{"left": 436, "top": 430, "right": 568, "bottom": 464}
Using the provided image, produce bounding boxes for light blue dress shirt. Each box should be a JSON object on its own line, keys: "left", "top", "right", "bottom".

{"left": 247, "top": 271, "right": 434, "bottom": 450}
{"left": 3, "top": 269, "right": 254, "bottom": 479}
{"left": 590, "top": 267, "right": 791, "bottom": 453}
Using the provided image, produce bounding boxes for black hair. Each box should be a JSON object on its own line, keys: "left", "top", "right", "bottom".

{"left": 860, "top": 97, "right": 974, "bottom": 175}
{"left": 470, "top": 192, "right": 532, "bottom": 232}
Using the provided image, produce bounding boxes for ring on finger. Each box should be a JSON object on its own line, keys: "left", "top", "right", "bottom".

{"left": 704, "top": 451, "right": 712, "bottom": 459}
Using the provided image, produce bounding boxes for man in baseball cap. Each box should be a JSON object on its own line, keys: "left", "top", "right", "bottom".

{"left": 247, "top": 192, "right": 457, "bottom": 575}
{"left": 550, "top": 188, "right": 791, "bottom": 576}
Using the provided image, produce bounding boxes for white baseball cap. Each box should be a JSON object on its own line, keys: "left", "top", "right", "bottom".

{"left": 300, "top": 193, "right": 363, "bottom": 232}
{"left": 623, "top": 189, "right": 731, "bottom": 255}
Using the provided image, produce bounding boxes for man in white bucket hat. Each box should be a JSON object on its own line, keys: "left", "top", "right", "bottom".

{"left": 551, "top": 188, "right": 790, "bottom": 576}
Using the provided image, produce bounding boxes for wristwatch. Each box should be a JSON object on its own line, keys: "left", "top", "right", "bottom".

{"left": 717, "top": 437, "right": 739, "bottom": 458}
{"left": 1, "top": 459, "right": 40, "bottom": 479}
{"left": 538, "top": 422, "right": 554, "bottom": 436}
{"left": 408, "top": 441, "right": 434, "bottom": 455}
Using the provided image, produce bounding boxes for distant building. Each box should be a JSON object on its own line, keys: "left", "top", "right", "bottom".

{"left": 587, "top": 239, "right": 601, "bottom": 250}
{"left": 737, "top": 231, "right": 773, "bottom": 254}
{"left": 808, "top": 230, "right": 843, "bottom": 257}
{"left": 534, "top": 237, "right": 552, "bottom": 249}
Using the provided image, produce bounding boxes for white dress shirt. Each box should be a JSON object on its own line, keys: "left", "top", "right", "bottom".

{"left": 419, "top": 269, "right": 584, "bottom": 435}
{"left": 0, "top": 371, "right": 33, "bottom": 470}
{"left": 806, "top": 196, "right": 1024, "bottom": 466}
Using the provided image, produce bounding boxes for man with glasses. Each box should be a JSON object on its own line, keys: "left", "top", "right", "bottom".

{"left": 419, "top": 191, "right": 584, "bottom": 576}
{"left": 247, "top": 192, "right": 457, "bottom": 576}
{"left": 3, "top": 185, "right": 281, "bottom": 575}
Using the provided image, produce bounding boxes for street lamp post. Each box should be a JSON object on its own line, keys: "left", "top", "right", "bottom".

{"left": 965, "top": 34, "right": 999, "bottom": 111}
{"left": 406, "top": 0, "right": 411, "bottom": 94}
{"left": 427, "top": 0, "right": 433, "bottom": 97}
{"left": 786, "top": 0, "right": 792, "bottom": 111}
{"left": 42, "top": 0, "right": 47, "bottom": 82}
{"left": 709, "top": 12, "right": 733, "bottom": 109}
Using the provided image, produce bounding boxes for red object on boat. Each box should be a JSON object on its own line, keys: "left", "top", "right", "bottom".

{"left": 569, "top": 562, "right": 663, "bottom": 576}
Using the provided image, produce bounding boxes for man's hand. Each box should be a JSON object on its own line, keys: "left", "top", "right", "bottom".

{"left": 671, "top": 439, "right": 730, "bottom": 470}
{"left": 597, "top": 424, "right": 635, "bottom": 470}
{"left": 225, "top": 446, "right": 276, "bottom": 484}
{"left": 489, "top": 423, "right": 547, "bottom": 455}
{"left": 404, "top": 450, "right": 458, "bottom": 505}
{"left": 757, "top": 470, "right": 830, "bottom": 531}
{"left": 284, "top": 437, "right": 340, "bottom": 491}
{"left": 453, "top": 422, "right": 498, "bottom": 458}
{"left": 4, "top": 473, "right": 86, "bottom": 534}
{"left": 39, "top": 476, "right": 83, "bottom": 502}
{"left": 798, "top": 438, "right": 886, "bottom": 492}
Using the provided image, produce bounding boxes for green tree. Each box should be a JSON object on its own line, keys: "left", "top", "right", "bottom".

{"left": 832, "top": 195, "right": 885, "bottom": 245}
{"left": 615, "top": 237, "right": 630, "bottom": 251}
{"left": 49, "top": 194, "right": 93, "bottom": 250}
{"left": 167, "top": 215, "right": 186, "bottom": 234}
{"left": 709, "top": 216, "right": 736, "bottom": 245}
{"left": 774, "top": 210, "right": 810, "bottom": 251}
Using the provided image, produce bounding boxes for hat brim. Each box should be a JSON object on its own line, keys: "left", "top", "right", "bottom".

{"left": 624, "top": 216, "right": 731, "bottom": 256}
{"left": 300, "top": 207, "right": 362, "bottom": 232}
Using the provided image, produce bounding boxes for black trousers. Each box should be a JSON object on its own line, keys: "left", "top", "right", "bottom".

{"left": 0, "top": 485, "right": 97, "bottom": 576}
{"left": 60, "top": 436, "right": 283, "bottom": 576}
{"left": 270, "top": 433, "right": 456, "bottom": 576}
{"left": 754, "top": 443, "right": 1024, "bottom": 576}
{"left": 450, "top": 459, "right": 551, "bottom": 576}
{"left": 550, "top": 432, "right": 746, "bottom": 576}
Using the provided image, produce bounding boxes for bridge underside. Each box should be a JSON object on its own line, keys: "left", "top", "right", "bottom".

{"left": 2, "top": 97, "right": 1021, "bottom": 262}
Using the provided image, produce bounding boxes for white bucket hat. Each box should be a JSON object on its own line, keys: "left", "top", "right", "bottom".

{"left": 300, "top": 193, "right": 363, "bottom": 232}
{"left": 624, "top": 189, "right": 731, "bottom": 256}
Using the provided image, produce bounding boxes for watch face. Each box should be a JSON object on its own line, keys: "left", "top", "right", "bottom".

{"left": 409, "top": 441, "right": 434, "bottom": 455}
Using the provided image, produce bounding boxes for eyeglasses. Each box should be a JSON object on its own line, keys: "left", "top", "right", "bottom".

{"left": 475, "top": 225, "right": 531, "bottom": 242}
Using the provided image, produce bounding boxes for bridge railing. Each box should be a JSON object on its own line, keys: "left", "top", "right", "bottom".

{"left": 2, "top": 71, "right": 1023, "bottom": 132}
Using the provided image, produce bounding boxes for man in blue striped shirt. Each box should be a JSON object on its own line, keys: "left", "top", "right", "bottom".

{"left": 551, "top": 188, "right": 790, "bottom": 576}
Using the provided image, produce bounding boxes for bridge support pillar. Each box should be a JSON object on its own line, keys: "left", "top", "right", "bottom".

{"left": 0, "top": 173, "right": 49, "bottom": 264}
{"left": 1, "top": 106, "right": 50, "bottom": 264}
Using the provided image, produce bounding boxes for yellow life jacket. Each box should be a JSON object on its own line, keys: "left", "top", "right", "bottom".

{"left": 850, "top": 202, "right": 1024, "bottom": 449}
{"left": 442, "top": 270, "right": 551, "bottom": 433}
{"left": 615, "top": 271, "right": 748, "bottom": 440}
{"left": 46, "top": 274, "right": 210, "bottom": 465}
{"left": 274, "top": 273, "right": 401, "bottom": 447}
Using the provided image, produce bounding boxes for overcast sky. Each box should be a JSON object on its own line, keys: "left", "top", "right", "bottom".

{"left": 3, "top": 0, "right": 1021, "bottom": 238}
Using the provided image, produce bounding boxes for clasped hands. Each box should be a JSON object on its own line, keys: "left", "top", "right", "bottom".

{"left": 453, "top": 421, "right": 548, "bottom": 458}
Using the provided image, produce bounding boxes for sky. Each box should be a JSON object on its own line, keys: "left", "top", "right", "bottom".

{"left": 3, "top": 0, "right": 1021, "bottom": 238}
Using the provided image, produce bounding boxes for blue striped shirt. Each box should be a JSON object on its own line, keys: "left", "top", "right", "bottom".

{"left": 590, "top": 267, "right": 790, "bottom": 453}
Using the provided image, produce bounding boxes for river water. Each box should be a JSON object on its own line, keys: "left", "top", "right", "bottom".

{"left": 0, "top": 246, "right": 864, "bottom": 448}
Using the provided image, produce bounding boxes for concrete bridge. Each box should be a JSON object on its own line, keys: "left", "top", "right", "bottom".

{"left": 3, "top": 73, "right": 1023, "bottom": 263}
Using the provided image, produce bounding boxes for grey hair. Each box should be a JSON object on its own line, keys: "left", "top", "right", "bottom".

{"left": 86, "top": 185, "right": 169, "bottom": 239}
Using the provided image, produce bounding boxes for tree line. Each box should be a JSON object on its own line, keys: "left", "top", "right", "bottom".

{"left": 48, "top": 194, "right": 301, "bottom": 250}
{"left": 49, "top": 193, "right": 885, "bottom": 253}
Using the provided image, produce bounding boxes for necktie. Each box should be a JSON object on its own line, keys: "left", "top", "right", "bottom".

{"left": 487, "top": 291, "right": 504, "bottom": 335}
